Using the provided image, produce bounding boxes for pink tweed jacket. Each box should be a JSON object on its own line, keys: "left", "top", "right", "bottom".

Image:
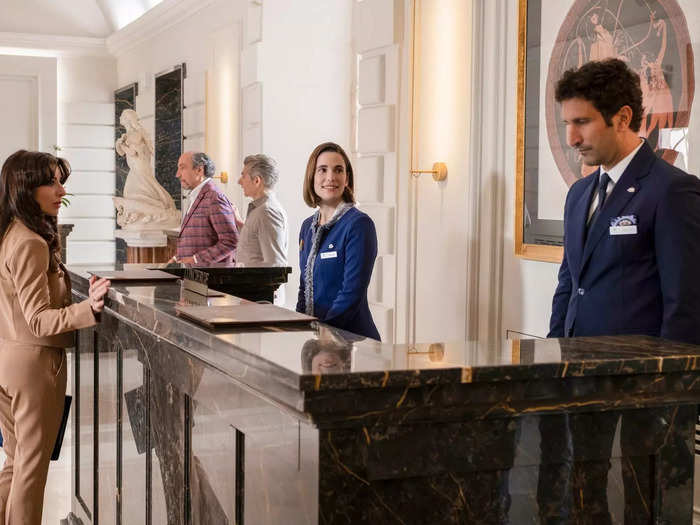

{"left": 177, "top": 179, "right": 239, "bottom": 263}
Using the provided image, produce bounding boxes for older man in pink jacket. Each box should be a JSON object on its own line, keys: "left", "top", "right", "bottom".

{"left": 171, "top": 151, "right": 239, "bottom": 264}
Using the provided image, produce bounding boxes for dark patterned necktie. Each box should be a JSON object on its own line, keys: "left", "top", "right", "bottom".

{"left": 587, "top": 172, "right": 611, "bottom": 233}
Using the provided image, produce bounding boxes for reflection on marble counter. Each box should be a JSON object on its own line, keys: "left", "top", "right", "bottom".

{"left": 68, "top": 264, "right": 700, "bottom": 390}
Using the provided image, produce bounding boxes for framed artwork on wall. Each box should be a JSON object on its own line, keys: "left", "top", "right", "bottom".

{"left": 515, "top": 0, "right": 696, "bottom": 263}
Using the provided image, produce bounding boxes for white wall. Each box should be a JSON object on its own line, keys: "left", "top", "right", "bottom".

{"left": 0, "top": 54, "right": 57, "bottom": 157}
{"left": 352, "top": 0, "right": 403, "bottom": 342}
{"left": 247, "top": 0, "right": 354, "bottom": 309}
{"left": 0, "top": 50, "right": 115, "bottom": 265}
{"left": 58, "top": 56, "right": 116, "bottom": 103}
{"left": 410, "top": 0, "right": 472, "bottom": 342}
{"left": 58, "top": 55, "right": 118, "bottom": 264}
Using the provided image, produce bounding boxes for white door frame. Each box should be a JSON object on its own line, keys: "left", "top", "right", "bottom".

{"left": 0, "top": 55, "right": 57, "bottom": 153}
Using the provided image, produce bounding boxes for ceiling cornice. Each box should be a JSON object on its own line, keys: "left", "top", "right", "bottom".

{"left": 106, "top": 0, "right": 221, "bottom": 58}
{"left": 0, "top": 32, "right": 108, "bottom": 57}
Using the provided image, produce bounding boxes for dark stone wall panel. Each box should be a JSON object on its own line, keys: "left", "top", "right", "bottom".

{"left": 155, "top": 68, "right": 183, "bottom": 210}
{"left": 114, "top": 85, "right": 136, "bottom": 264}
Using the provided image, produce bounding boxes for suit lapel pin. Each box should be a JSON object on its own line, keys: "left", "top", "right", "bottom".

{"left": 627, "top": 187, "right": 636, "bottom": 193}
{"left": 329, "top": 243, "right": 334, "bottom": 249}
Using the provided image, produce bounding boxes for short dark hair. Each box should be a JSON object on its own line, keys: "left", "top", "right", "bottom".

{"left": 303, "top": 142, "right": 355, "bottom": 208}
{"left": 555, "top": 58, "right": 644, "bottom": 132}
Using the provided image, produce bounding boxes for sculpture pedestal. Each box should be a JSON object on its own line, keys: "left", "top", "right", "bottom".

{"left": 114, "top": 229, "right": 174, "bottom": 263}
{"left": 58, "top": 223, "right": 74, "bottom": 263}
{"left": 165, "top": 228, "right": 179, "bottom": 259}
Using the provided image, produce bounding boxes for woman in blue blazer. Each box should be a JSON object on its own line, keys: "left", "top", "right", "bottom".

{"left": 296, "top": 142, "right": 380, "bottom": 340}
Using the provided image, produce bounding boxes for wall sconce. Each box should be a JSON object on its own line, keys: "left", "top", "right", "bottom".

{"left": 410, "top": 162, "right": 448, "bottom": 181}
{"left": 213, "top": 171, "right": 229, "bottom": 183}
{"left": 407, "top": 343, "right": 446, "bottom": 362}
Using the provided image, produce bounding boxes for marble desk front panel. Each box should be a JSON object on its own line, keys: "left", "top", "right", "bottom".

{"left": 65, "top": 266, "right": 700, "bottom": 524}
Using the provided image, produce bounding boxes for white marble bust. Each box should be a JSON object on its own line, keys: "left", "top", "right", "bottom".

{"left": 113, "top": 109, "right": 180, "bottom": 230}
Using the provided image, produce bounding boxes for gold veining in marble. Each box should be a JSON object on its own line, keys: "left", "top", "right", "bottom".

{"left": 381, "top": 370, "right": 389, "bottom": 387}
{"left": 461, "top": 367, "right": 472, "bottom": 383}
{"left": 395, "top": 385, "right": 410, "bottom": 408}
{"left": 326, "top": 433, "right": 369, "bottom": 486}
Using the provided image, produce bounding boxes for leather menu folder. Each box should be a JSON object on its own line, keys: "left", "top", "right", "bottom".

{"left": 175, "top": 303, "right": 316, "bottom": 328}
{"left": 88, "top": 269, "right": 180, "bottom": 282}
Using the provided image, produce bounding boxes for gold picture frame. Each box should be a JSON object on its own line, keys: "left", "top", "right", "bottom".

{"left": 515, "top": 0, "right": 563, "bottom": 263}
{"left": 515, "top": 0, "right": 694, "bottom": 264}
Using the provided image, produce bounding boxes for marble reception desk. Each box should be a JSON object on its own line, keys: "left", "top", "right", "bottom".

{"left": 64, "top": 267, "right": 700, "bottom": 524}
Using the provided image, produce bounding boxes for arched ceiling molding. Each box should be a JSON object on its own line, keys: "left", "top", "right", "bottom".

{"left": 96, "top": 0, "right": 165, "bottom": 32}
{"left": 105, "top": 0, "right": 222, "bottom": 58}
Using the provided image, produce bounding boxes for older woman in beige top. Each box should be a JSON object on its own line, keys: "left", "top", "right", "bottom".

{"left": 0, "top": 151, "right": 109, "bottom": 524}
{"left": 235, "top": 154, "right": 288, "bottom": 267}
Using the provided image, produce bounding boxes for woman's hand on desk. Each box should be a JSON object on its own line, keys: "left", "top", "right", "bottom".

{"left": 88, "top": 275, "right": 111, "bottom": 313}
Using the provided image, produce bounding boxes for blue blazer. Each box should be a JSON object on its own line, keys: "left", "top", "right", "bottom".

{"left": 296, "top": 207, "right": 380, "bottom": 340}
{"left": 549, "top": 141, "right": 700, "bottom": 344}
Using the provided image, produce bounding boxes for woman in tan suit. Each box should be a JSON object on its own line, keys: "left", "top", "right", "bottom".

{"left": 0, "top": 150, "right": 110, "bottom": 524}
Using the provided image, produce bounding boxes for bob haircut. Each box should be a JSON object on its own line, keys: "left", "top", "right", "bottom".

{"left": 0, "top": 150, "right": 71, "bottom": 257}
{"left": 303, "top": 142, "right": 356, "bottom": 207}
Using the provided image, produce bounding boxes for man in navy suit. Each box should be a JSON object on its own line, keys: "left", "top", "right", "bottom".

{"left": 549, "top": 59, "right": 700, "bottom": 344}
{"left": 542, "top": 59, "right": 700, "bottom": 523}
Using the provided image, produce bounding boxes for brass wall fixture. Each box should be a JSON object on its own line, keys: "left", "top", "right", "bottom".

{"left": 213, "top": 171, "right": 229, "bottom": 183}
{"left": 410, "top": 162, "right": 448, "bottom": 181}
{"left": 408, "top": 342, "right": 446, "bottom": 362}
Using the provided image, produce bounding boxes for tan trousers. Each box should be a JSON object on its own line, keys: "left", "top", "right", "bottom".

{"left": 0, "top": 342, "right": 66, "bottom": 525}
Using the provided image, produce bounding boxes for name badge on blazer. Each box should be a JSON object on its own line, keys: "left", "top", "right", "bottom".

{"left": 609, "top": 215, "right": 638, "bottom": 235}
{"left": 320, "top": 251, "right": 338, "bottom": 259}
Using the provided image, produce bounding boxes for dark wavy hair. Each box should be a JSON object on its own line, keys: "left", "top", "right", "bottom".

{"left": 303, "top": 142, "right": 356, "bottom": 207}
{"left": 0, "top": 150, "right": 71, "bottom": 259}
{"left": 555, "top": 58, "right": 644, "bottom": 132}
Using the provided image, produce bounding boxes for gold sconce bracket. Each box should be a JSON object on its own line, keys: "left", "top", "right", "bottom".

{"left": 407, "top": 343, "right": 446, "bottom": 362}
{"left": 213, "top": 171, "right": 229, "bottom": 184}
{"left": 410, "top": 162, "right": 447, "bottom": 182}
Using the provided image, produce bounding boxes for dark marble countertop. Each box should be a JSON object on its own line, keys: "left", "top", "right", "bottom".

{"left": 67, "top": 264, "right": 700, "bottom": 398}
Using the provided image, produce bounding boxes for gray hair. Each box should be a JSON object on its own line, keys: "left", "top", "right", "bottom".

{"left": 244, "top": 154, "right": 279, "bottom": 188}
{"left": 191, "top": 152, "right": 216, "bottom": 178}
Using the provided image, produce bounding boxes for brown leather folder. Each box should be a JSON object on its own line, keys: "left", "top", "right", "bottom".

{"left": 175, "top": 303, "right": 316, "bottom": 328}
{"left": 88, "top": 269, "right": 180, "bottom": 282}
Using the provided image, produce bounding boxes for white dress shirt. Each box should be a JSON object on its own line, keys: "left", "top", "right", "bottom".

{"left": 587, "top": 139, "right": 644, "bottom": 222}
{"left": 183, "top": 177, "right": 211, "bottom": 219}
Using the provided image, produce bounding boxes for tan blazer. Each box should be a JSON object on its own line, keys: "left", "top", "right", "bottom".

{"left": 0, "top": 220, "right": 95, "bottom": 347}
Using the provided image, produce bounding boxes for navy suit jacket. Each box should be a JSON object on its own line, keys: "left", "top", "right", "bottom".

{"left": 296, "top": 207, "right": 380, "bottom": 340}
{"left": 549, "top": 141, "right": 700, "bottom": 344}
